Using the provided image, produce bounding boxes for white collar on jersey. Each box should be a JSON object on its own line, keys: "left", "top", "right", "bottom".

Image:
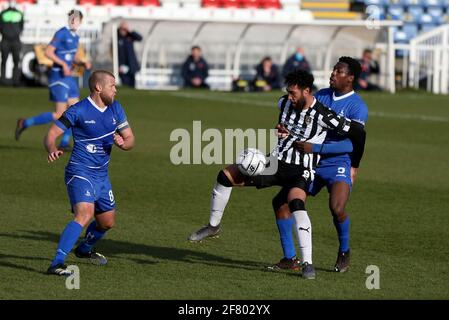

{"left": 88, "top": 96, "right": 107, "bottom": 113}
{"left": 64, "top": 26, "right": 77, "bottom": 37}
{"left": 310, "top": 96, "right": 317, "bottom": 108}
{"left": 332, "top": 90, "right": 355, "bottom": 101}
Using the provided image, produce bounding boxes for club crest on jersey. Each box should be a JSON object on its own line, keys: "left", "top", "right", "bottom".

{"left": 112, "top": 117, "right": 117, "bottom": 125}
{"left": 305, "top": 115, "right": 312, "bottom": 125}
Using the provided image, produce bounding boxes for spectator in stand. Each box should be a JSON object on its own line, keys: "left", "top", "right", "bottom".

{"left": 357, "top": 49, "right": 381, "bottom": 91}
{"left": 282, "top": 47, "right": 311, "bottom": 78}
{"left": 253, "top": 56, "right": 281, "bottom": 92}
{"left": 182, "top": 45, "right": 209, "bottom": 89}
{"left": 117, "top": 21, "right": 142, "bottom": 88}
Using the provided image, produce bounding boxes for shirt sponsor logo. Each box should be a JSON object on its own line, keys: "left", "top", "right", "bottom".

{"left": 86, "top": 144, "right": 97, "bottom": 153}
{"left": 84, "top": 120, "right": 96, "bottom": 124}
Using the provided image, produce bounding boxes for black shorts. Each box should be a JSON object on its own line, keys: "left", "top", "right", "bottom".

{"left": 245, "top": 160, "right": 312, "bottom": 192}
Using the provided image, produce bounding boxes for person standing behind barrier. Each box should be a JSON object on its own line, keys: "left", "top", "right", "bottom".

{"left": 182, "top": 45, "right": 209, "bottom": 89}
{"left": 0, "top": 0, "right": 24, "bottom": 86}
{"left": 117, "top": 21, "right": 142, "bottom": 88}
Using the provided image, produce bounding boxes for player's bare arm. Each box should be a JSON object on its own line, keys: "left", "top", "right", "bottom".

{"left": 45, "top": 45, "right": 71, "bottom": 76}
{"left": 114, "top": 127, "right": 135, "bottom": 151}
{"left": 44, "top": 124, "right": 65, "bottom": 162}
{"left": 293, "top": 141, "right": 313, "bottom": 153}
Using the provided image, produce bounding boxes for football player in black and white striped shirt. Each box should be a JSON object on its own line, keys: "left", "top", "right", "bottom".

{"left": 188, "top": 70, "right": 364, "bottom": 279}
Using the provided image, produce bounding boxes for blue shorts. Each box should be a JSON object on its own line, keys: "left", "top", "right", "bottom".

{"left": 48, "top": 77, "right": 79, "bottom": 103}
{"left": 308, "top": 162, "right": 352, "bottom": 196}
{"left": 64, "top": 169, "right": 115, "bottom": 214}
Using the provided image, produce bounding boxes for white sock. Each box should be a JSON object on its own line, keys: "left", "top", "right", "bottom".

{"left": 293, "top": 210, "right": 313, "bottom": 264}
{"left": 209, "top": 182, "right": 232, "bottom": 227}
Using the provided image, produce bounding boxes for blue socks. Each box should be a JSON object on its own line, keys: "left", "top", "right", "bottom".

{"left": 76, "top": 221, "right": 107, "bottom": 254}
{"left": 333, "top": 216, "right": 350, "bottom": 253}
{"left": 276, "top": 213, "right": 350, "bottom": 257}
{"left": 276, "top": 217, "right": 297, "bottom": 259}
{"left": 23, "top": 111, "right": 72, "bottom": 148}
{"left": 59, "top": 128, "right": 72, "bottom": 148}
{"left": 24, "top": 112, "right": 53, "bottom": 128}
{"left": 51, "top": 221, "right": 83, "bottom": 267}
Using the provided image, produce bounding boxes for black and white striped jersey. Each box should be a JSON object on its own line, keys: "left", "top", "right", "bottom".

{"left": 274, "top": 95, "right": 351, "bottom": 170}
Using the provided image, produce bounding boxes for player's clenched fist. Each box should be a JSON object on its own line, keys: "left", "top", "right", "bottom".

{"left": 275, "top": 123, "right": 290, "bottom": 138}
{"left": 113, "top": 133, "right": 125, "bottom": 148}
{"left": 48, "top": 150, "right": 64, "bottom": 163}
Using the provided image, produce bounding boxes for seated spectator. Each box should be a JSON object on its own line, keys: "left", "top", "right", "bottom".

{"left": 282, "top": 47, "right": 311, "bottom": 77}
{"left": 253, "top": 56, "right": 280, "bottom": 92}
{"left": 182, "top": 46, "right": 209, "bottom": 89}
{"left": 357, "top": 49, "right": 381, "bottom": 91}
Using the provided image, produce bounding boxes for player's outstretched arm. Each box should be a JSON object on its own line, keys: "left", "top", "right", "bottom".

{"left": 294, "top": 139, "right": 353, "bottom": 154}
{"left": 44, "top": 124, "right": 65, "bottom": 162}
{"left": 114, "top": 127, "right": 135, "bottom": 151}
{"left": 346, "top": 122, "right": 366, "bottom": 168}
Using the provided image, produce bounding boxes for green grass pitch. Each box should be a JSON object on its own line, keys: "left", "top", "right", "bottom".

{"left": 0, "top": 87, "right": 448, "bottom": 299}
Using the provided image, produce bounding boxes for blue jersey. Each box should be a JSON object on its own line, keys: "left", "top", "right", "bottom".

{"left": 48, "top": 27, "right": 79, "bottom": 81}
{"left": 314, "top": 88, "right": 368, "bottom": 166}
{"left": 55, "top": 97, "right": 129, "bottom": 174}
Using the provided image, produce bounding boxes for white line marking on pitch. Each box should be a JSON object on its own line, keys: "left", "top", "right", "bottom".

{"left": 171, "top": 92, "right": 449, "bottom": 123}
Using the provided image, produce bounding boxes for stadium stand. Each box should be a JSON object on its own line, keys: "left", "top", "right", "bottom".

{"left": 7, "top": 0, "right": 445, "bottom": 93}
{"left": 354, "top": 0, "right": 449, "bottom": 44}
{"left": 262, "top": 0, "right": 282, "bottom": 8}
{"left": 301, "top": 0, "right": 362, "bottom": 19}
{"left": 140, "top": 0, "right": 160, "bottom": 5}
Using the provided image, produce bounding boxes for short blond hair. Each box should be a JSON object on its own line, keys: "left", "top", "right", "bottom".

{"left": 88, "top": 70, "right": 115, "bottom": 92}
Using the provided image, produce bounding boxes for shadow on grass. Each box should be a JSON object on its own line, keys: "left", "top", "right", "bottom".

{"left": 0, "top": 230, "right": 277, "bottom": 274}
{"left": 0, "top": 144, "right": 43, "bottom": 151}
{"left": 0, "top": 253, "right": 49, "bottom": 274}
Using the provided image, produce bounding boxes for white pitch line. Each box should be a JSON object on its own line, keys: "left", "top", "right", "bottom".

{"left": 170, "top": 92, "right": 449, "bottom": 123}
{"left": 368, "top": 111, "right": 449, "bottom": 123}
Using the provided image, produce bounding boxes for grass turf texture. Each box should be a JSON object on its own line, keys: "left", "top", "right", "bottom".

{"left": 0, "top": 87, "right": 448, "bottom": 299}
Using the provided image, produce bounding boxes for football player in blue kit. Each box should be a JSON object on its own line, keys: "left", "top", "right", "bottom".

{"left": 270, "top": 57, "right": 368, "bottom": 273}
{"left": 15, "top": 9, "right": 91, "bottom": 150}
{"left": 44, "top": 70, "right": 135, "bottom": 276}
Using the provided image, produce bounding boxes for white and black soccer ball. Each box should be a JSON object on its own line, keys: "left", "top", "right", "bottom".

{"left": 236, "top": 148, "right": 267, "bottom": 176}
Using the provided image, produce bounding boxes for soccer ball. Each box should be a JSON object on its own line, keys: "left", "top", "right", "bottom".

{"left": 236, "top": 148, "right": 267, "bottom": 176}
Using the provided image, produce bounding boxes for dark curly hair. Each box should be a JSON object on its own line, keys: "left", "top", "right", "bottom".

{"left": 284, "top": 69, "right": 314, "bottom": 91}
{"left": 338, "top": 56, "right": 362, "bottom": 84}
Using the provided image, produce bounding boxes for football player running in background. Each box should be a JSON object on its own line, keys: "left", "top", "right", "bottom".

{"left": 44, "top": 70, "right": 134, "bottom": 276}
{"left": 188, "top": 70, "right": 365, "bottom": 279}
{"left": 269, "top": 56, "right": 368, "bottom": 273}
{"left": 15, "top": 9, "right": 91, "bottom": 150}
